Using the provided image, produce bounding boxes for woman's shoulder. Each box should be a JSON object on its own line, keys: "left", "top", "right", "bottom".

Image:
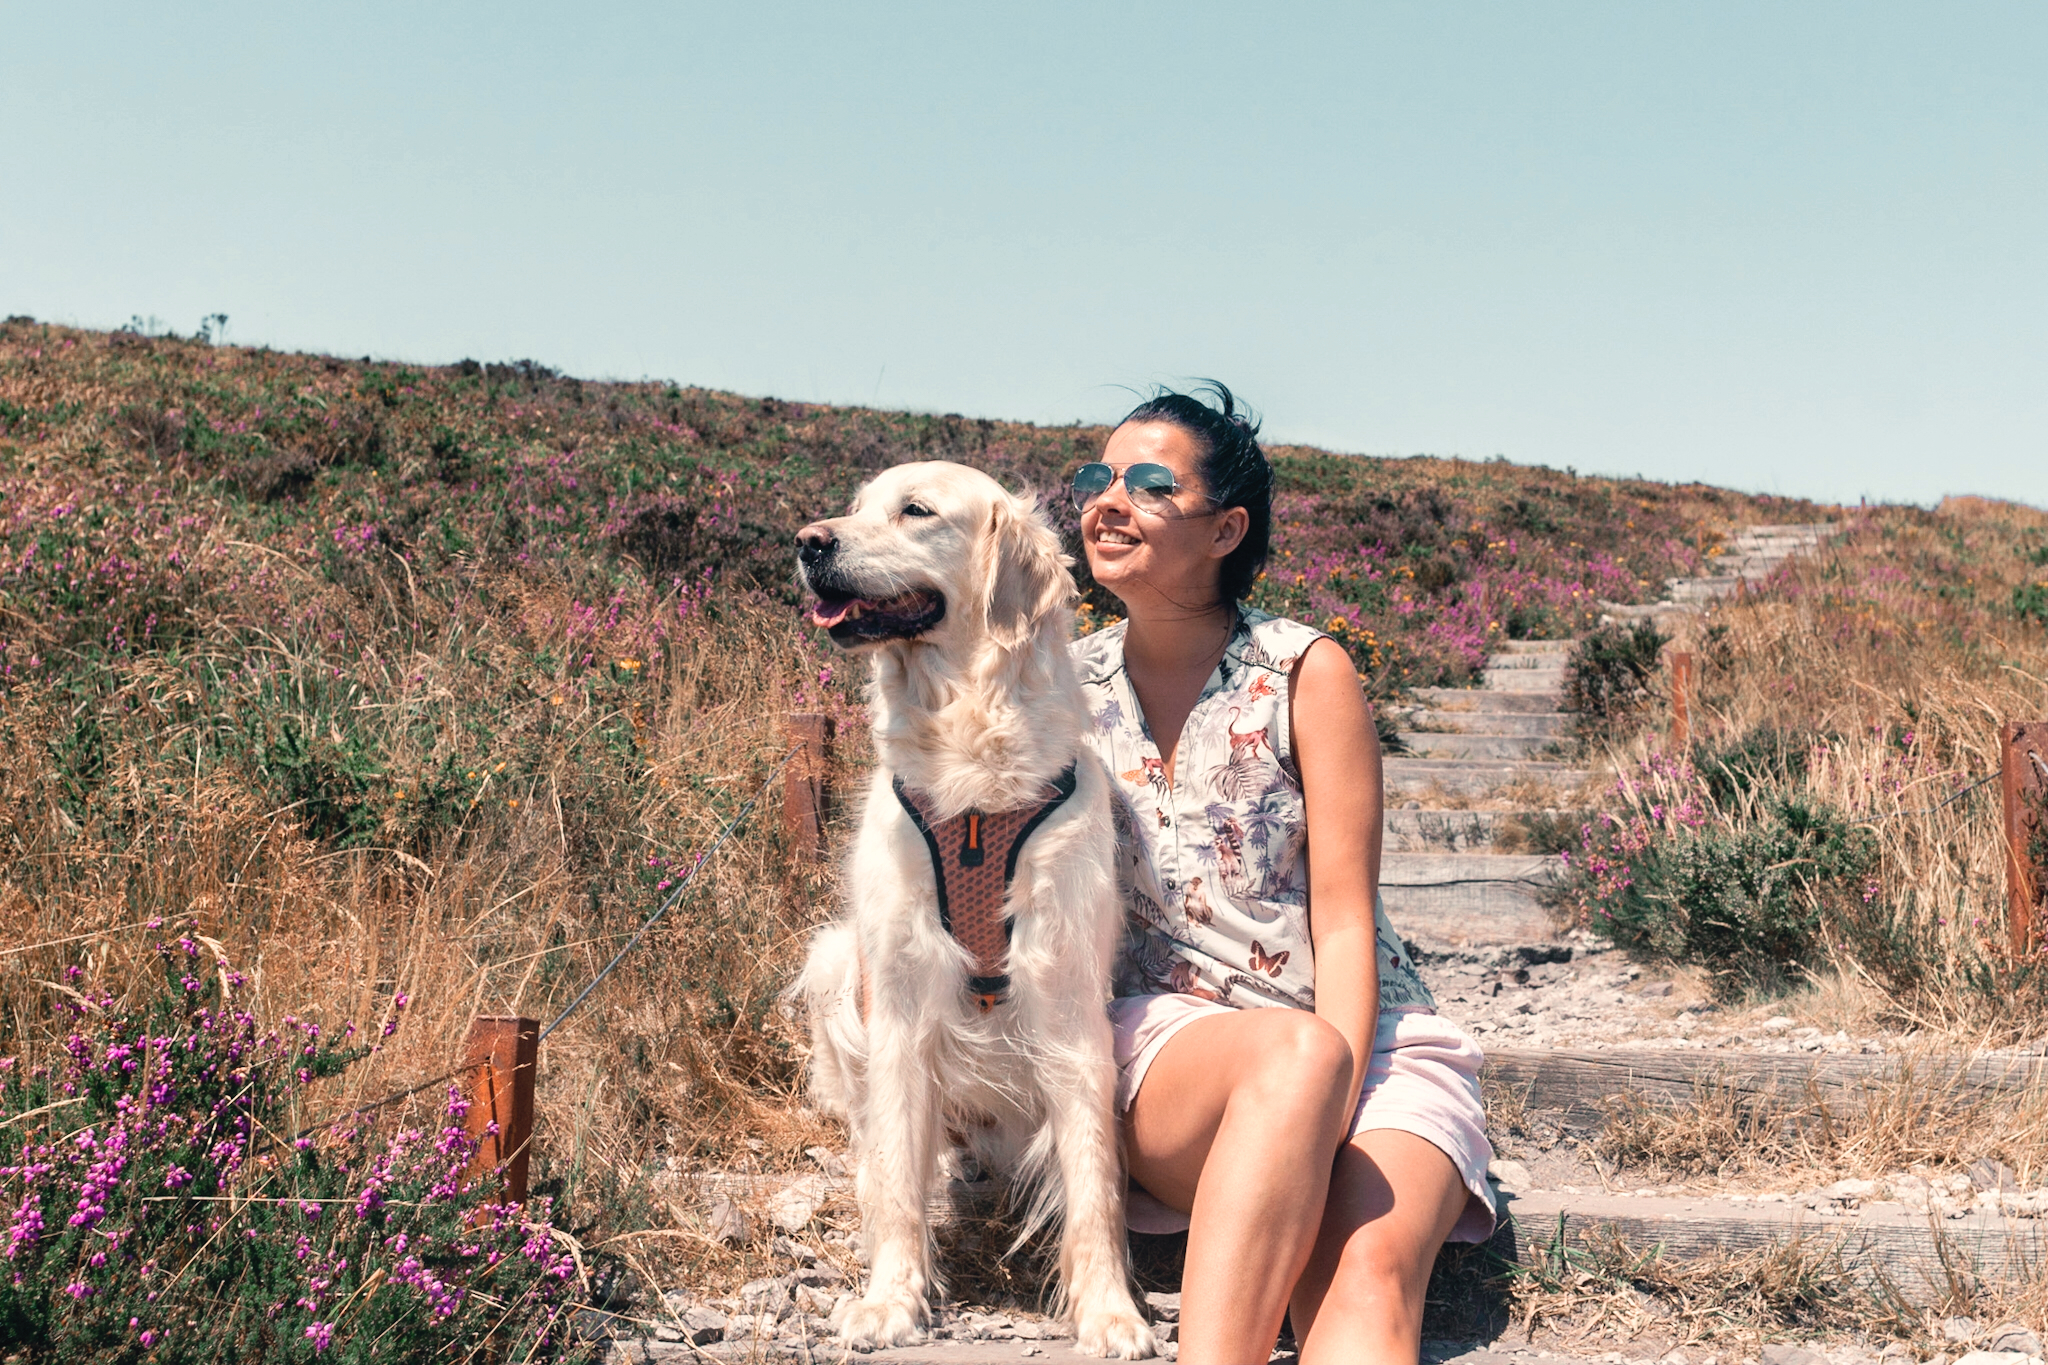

{"left": 1233, "top": 608, "right": 1330, "bottom": 673}
{"left": 1069, "top": 619, "right": 1129, "bottom": 684}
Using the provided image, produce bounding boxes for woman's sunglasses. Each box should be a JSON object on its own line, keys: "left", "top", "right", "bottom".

{"left": 1069, "top": 462, "right": 1220, "bottom": 516}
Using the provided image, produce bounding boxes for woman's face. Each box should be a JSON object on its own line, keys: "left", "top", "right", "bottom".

{"left": 1080, "top": 421, "right": 1248, "bottom": 613}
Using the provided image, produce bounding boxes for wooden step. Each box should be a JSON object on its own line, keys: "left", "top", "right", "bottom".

{"left": 1383, "top": 758, "right": 1591, "bottom": 800}
{"left": 1382, "top": 809, "right": 1576, "bottom": 853}
{"left": 1479, "top": 668, "right": 1566, "bottom": 692}
{"left": 1492, "top": 1190, "right": 2045, "bottom": 1305}
{"left": 1482, "top": 1045, "right": 2048, "bottom": 1131}
{"left": 1410, "top": 688, "right": 1565, "bottom": 715}
{"left": 1409, "top": 710, "right": 1568, "bottom": 738}
{"left": 1381, "top": 855, "right": 1560, "bottom": 945}
{"left": 1397, "top": 732, "right": 1560, "bottom": 761}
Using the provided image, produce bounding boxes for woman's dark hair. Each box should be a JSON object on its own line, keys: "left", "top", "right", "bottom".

{"left": 1118, "top": 381, "right": 1273, "bottom": 602}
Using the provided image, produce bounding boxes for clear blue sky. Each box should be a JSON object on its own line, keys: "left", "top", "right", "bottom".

{"left": 4, "top": 2, "right": 2044, "bottom": 506}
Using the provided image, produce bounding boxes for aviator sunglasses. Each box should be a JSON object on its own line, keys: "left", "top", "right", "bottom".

{"left": 1069, "top": 462, "right": 1220, "bottom": 517}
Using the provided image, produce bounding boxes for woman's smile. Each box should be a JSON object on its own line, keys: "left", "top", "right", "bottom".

{"left": 1095, "top": 527, "right": 1141, "bottom": 547}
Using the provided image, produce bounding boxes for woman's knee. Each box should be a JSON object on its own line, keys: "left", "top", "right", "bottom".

{"left": 1231, "top": 1012, "right": 1353, "bottom": 1127}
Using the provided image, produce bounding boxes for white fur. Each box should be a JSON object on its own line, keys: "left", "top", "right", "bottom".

{"left": 795, "top": 462, "right": 1154, "bottom": 1358}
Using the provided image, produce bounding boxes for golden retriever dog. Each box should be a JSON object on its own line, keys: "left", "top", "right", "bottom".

{"left": 794, "top": 462, "right": 1154, "bottom": 1358}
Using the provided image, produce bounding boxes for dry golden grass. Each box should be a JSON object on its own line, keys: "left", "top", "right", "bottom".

{"left": 1591, "top": 498, "right": 2048, "bottom": 1039}
{"left": 0, "top": 579, "right": 852, "bottom": 1293}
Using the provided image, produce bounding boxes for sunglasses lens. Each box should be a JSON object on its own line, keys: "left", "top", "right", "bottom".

{"left": 1123, "top": 464, "right": 1180, "bottom": 511}
{"left": 1071, "top": 463, "right": 1114, "bottom": 506}
{"left": 1124, "top": 464, "right": 1179, "bottom": 494}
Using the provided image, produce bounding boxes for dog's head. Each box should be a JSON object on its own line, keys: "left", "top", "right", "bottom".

{"left": 796, "top": 461, "right": 1073, "bottom": 655}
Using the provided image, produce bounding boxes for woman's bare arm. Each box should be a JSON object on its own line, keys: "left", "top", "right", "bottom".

{"left": 1291, "top": 636, "right": 1385, "bottom": 1119}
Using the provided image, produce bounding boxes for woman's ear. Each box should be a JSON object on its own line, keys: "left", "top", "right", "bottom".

{"left": 981, "top": 493, "right": 1076, "bottom": 651}
{"left": 1207, "top": 506, "right": 1250, "bottom": 562}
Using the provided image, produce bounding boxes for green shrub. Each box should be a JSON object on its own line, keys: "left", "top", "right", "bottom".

{"left": 1548, "top": 745, "right": 1877, "bottom": 994}
{"left": 1561, "top": 620, "right": 1670, "bottom": 745}
{"left": 2015, "top": 580, "right": 2048, "bottom": 625}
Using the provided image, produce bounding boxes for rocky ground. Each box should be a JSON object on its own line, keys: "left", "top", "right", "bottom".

{"left": 1413, "top": 934, "right": 1906, "bottom": 1055}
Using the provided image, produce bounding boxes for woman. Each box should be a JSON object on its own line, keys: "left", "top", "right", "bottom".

{"left": 1070, "top": 386, "right": 1496, "bottom": 1365}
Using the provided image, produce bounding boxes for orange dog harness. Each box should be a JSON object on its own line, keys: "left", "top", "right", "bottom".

{"left": 890, "top": 764, "right": 1079, "bottom": 1012}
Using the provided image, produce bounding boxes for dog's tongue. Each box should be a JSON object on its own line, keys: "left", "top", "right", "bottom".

{"left": 808, "top": 598, "right": 864, "bottom": 629}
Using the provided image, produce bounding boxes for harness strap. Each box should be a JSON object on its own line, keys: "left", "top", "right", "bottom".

{"left": 892, "top": 763, "right": 1079, "bottom": 1011}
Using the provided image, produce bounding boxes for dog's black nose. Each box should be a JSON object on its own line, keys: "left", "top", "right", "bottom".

{"left": 797, "top": 524, "right": 836, "bottom": 566}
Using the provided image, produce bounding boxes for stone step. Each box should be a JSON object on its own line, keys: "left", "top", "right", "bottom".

{"left": 1382, "top": 809, "right": 1575, "bottom": 853}
{"left": 1409, "top": 687, "right": 1564, "bottom": 720}
{"left": 1741, "top": 522, "right": 1835, "bottom": 537}
{"left": 1484, "top": 651, "right": 1568, "bottom": 669}
{"left": 1408, "top": 710, "right": 1568, "bottom": 738}
{"left": 1595, "top": 599, "right": 1701, "bottom": 621}
{"left": 1665, "top": 577, "right": 1741, "bottom": 601}
{"left": 1491, "top": 639, "right": 1575, "bottom": 655}
{"left": 1380, "top": 854, "right": 1560, "bottom": 945}
{"left": 1478, "top": 667, "right": 1565, "bottom": 692}
{"left": 1491, "top": 1189, "right": 2044, "bottom": 1305}
{"left": 1396, "top": 732, "right": 1560, "bottom": 761}
{"left": 1410, "top": 688, "right": 1565, "bottom": 715}
{"left": 1383, "top": 758, "right": 1591, "bottom": 800}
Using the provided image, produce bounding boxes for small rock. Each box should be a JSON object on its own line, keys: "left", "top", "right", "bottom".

{"left": 1987, "top": 1324, "right": 2043, "bottom": 1356}
{"left": 1760, "top": 1016, "right": 1795, "bottom": 1033}
{"left": 1925, "top": 1354, "right": 1952, "bottom": 1365}
{"left": 1943, "top": 1317, "right": 1981, "bottom": 1344}
{"left": 1827, "top": 1178, "right": 1878, "bottom": 1205}
{"left": 771, "top": 1234, "right": 819, "bottom": 1264}
{"left": 1640, "top": 981, "right": 1674, "bottom": 998}
{"left": 1488, "top": 1159, "right": 1534, "bottom": 1194}
{"left": 680, "top": 1307, "right": 728, "bottom": 1345}
{"left": 1968, "top": 1158, "right": 2018, "bottom": 1193}
{"left": 804, "top": 1145, "right": 850, "bottom": 1178}
{"left": 703, "top": 1195, "right": 748, "bottom": 1245}
{"left": 739, "top": 1277, "right": 794, "bottom": 1321}
{"left": 769, "top": 1177, "right": 830, "bottom": 1232}
{"left": 1145, "top": 1292, "right": 1182, "bottom": 1322}
{"left": 1952, "top": 1353, "right": 2030, "bottom": 1365}
{"left": 1759, "top": 1343, "right": 1829, "bottom": 1365}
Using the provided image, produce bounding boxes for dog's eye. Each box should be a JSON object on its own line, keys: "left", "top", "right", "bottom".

{"left": 901, "top": 502, "right": 935, "bottom": 518}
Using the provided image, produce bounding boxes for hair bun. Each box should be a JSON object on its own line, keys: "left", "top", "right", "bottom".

{"left": 1116, "top": 381, "right": 1273, "bottom": 602}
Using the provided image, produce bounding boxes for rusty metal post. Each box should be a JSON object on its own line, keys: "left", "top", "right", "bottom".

{"left": 1669, "top": 651, "right": 1695, "bottom": 752}
{"left": 461, "top": 1016, "right": 539, "bottom": 1205}
{"left": 2004, "top": 723, "right": 2048, "bottom": 958}
{"left": 783, "top": 713, "right": 832, "bottom": 858}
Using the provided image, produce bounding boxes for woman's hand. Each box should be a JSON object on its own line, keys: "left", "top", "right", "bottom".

{"left": 1290, "top": 636, "right": 1385, "bottom": 1123}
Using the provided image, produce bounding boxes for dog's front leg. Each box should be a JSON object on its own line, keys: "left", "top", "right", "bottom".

{"left": 1040, "top": 1021, "right": 1157, "bottom": 1359}
{"left": 838, "top": 1013, "right": 940, "bottom": 1349}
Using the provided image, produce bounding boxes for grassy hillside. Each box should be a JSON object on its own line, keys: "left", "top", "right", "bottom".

{"left": 0, "top": 316, "right": 1898, "bottom": 1307}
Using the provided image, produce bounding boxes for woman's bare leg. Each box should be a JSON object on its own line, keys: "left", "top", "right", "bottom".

{"left": 1123, "top": 1008, "right": 1354, "bottom": 1365}
{"left": 1289, "top": 1129, "right": 1474, "bottom": 1365}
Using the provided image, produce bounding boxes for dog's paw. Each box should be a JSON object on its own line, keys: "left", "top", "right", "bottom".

{"left": 835, "top": 1294, "right": 928, "bottom": 1350}
{"left": 1075, "top": 1307, "right": 1157, "bottom": 1359}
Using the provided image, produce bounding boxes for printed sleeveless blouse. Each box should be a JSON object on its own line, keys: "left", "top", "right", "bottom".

{"left": 1073, "top": 609, "right": 1436, "bottom": 1015}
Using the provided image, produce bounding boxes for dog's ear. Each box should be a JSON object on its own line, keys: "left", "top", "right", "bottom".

{"left": 981, "top": 493, "right": 1075, "bottom": 651}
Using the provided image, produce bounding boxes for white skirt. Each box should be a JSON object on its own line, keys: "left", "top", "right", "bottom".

{"left": 1109, "top": 994, "right": 1497, "bottom": 1243}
